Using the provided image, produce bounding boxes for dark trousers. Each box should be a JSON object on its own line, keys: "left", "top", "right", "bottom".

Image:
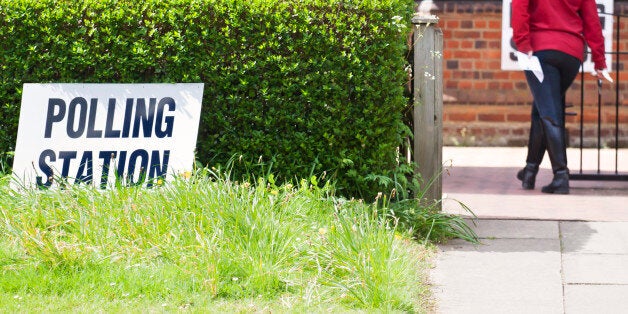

{"left": 524, "top": 50, "right": 581, "bottom": 173}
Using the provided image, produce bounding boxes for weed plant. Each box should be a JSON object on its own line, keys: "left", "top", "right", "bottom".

{"left": 0, "top": 167, "right": 458, "bottom": 312}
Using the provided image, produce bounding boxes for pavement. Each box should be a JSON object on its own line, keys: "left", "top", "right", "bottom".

{"left": 431, "top": 146, "right": 628, "bottom": 314}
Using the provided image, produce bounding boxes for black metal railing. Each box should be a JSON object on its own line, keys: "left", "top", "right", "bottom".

{"left": 571, "top": 11, "right": 628, "bottom": 181}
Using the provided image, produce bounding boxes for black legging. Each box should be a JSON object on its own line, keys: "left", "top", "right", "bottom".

{"left": 526, "top": 50, "right": 581, "bottom": 129}
{"left": 523, "top": 49, "right": 581, "bottom": 171}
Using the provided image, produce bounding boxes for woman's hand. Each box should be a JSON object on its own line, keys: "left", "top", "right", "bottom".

{"left": 593, "top": 69, "right": 614, "bottom": 83}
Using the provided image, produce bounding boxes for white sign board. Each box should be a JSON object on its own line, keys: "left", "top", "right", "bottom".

{"left": 12, "top": 83, "right": 204, "bottom": 189}
{"left": 501, "top": 0, "right": 614, "bottom": 72}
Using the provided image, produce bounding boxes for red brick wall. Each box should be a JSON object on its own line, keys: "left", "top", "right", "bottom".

{"left": 433, "top": 0, "right": 628, "bottom": 147}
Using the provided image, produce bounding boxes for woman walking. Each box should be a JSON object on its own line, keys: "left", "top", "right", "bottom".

{"left": 512, "top": 0, "right": 611, "bottom": 194}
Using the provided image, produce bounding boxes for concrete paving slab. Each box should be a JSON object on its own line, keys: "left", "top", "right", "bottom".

{"left": 432, "top": 238, "right": 563, "bottom": 313}
{"left": 463, "top": 219, "right": 558, "bottom": 239}
{"left": 564, "top": 285, "right": 628, "bottom": 314}
{"left": 443, "top": 193, "right": 628, "bottom": 221}
{"left": 561, "top": 222, "right": 628, "bottom": 254}
{"left": 439, "top": 237, "right": 560, "bottom": 253}
{"left": 563, "top": 253, "right": 628, "bottom": 285}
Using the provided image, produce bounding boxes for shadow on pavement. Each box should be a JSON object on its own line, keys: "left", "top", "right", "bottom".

{"left": 439, "top": 219, "right": 596, "bottom": 254}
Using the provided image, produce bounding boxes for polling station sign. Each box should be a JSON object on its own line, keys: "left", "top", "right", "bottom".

{"left": 12, "top": 83, "right": 204, "bottom": 189}
{"left": 501, "top": 0, "right": 614, "bottom": 72}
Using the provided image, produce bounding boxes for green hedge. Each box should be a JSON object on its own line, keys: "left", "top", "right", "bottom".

{"left": 0, "top": 0, "right": 413, "bottom": 198}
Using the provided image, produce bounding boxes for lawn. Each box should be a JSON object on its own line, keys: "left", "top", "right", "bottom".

{"left": 0, "top": 169, "right": 443, "bottom": 312}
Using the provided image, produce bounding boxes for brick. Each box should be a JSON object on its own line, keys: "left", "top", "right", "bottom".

{"left": 475, "top": 60, "right": 487, "bottom": 68}
{"left": 512, "top": 128, "right": 527, "bottom": 135}
{"left": 507, "top": 113, "right": 530, "bottom": 122}
{"left": 512, "top": 71, "right": 527, "bottom": 80}
{"left": 453, "top": 50, "right": 482, "bottom": 59}
{"left": 475, "top": 40, "right": 487, "bottom": 49}
{"left": 459, "top": 81, "right": 473, "bottom": 89}
{"left": 446, "top": 20, "right": 460, "bottom": 28}
{"left": 446, "top": 60, "right": 459, "bottom": 69}
{"left": 461, "top": 40, "right": 474, "bottom": 49}
{"left": 459, "top": 60, "right": 474, "bottom": 69}
{"left": 494, "top": 72, "right": 510, "bottom": 80}
{"left": 446, "top": 112, "right": 477, "bottom": 122}
{"left": 569, "top": 83, "right": 582, "bottom": 91}
{"left": 483, "top": 30, "right": 502, "bottom": 39}
{"left": 580, "top": 114, "right": 598, "bottom": 123}
{"left": 488, "top": 60, "right": 502, "bottom": 70}
{"left": 478, "top": 113, "right": 506, "bottom": 122}
{"left": 488, "top": 81, "right": 500, "bottom": 89}
{"left": 461, "top": 20, "right": 473, "bottom": 29}
{"left": 488, "top": 20, "right": 502, "bottom": 28}
{"left": 488, "top": 41, "right": 502, "bottom": 49}
{"left": 442, "top": 49, "right": 453, "bottom": 59}
{"left": 475, "top": 20, "right": 488, "bottom": 29}
{"left": 474, "top": 81, "right": 488, "bottom": 89}
{"left": 566, "top": 115, "right": 579, "bottom": 124}
{"left": 452, "top": 30, "right": 481, "bottom": 39}
{"left": 482, "top": 50, "right": 502, "bottom": 59}
{"left": 446, "top": 40, "right": 460, "bottom": 49}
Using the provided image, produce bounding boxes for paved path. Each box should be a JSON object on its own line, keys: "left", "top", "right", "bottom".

{"left": 442, "top": 147, "right": 628, "bottom": 221}
{"left": 431, "top": 147, "right": 628, "bottom": 313}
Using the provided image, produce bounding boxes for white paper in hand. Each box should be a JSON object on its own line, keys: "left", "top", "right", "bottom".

{"left": 516, "top": 51, "right": 544, "bottom": 83}
{"left": 591, "top": 69, "right": 614, "bottom": 83}
{"left": 602, "top": 70, "right": 613, "bottom": 83}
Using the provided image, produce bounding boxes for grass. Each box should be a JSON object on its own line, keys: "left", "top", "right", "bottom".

{"left": 0, "top": 167, "right": 472, "bottom": 312}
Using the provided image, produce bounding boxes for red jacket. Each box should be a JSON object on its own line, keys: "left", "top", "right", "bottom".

{"left": 512, "top": 0, "right": 607, "bottom": 70}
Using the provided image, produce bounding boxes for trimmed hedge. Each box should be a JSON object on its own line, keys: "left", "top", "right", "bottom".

{"left": 0, "top": 0, "right": 413, "bottom": 198}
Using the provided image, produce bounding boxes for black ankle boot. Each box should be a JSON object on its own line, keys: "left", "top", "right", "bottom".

{"left": 541, "top": 170, "right": 569, "bottom": 194}
{"left": 517, "top": 164, "right": 538, "bottom": 190}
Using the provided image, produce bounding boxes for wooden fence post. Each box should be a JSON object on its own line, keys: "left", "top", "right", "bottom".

{"left": 412, "top": 15, "right": 443, "bottom": 207}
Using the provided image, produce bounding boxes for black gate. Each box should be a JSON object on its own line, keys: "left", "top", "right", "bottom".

{"left": 570, "top": 11, "right": 628, "bottom": 181}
